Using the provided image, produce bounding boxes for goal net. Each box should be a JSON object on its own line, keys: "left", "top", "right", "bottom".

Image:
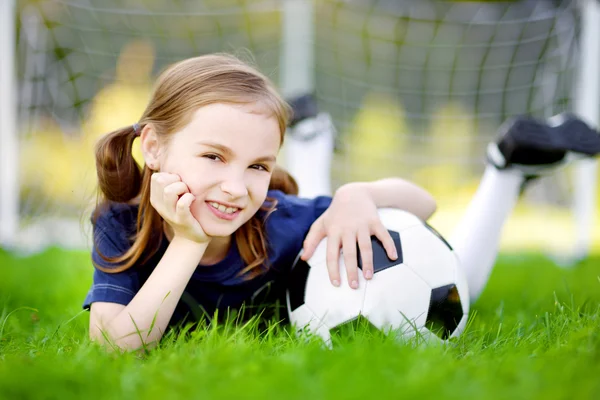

{"left": 5, "top": 0, "right": 596, "bottom": 257}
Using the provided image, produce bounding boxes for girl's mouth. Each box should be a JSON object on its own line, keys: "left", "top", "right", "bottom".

{"left": 206, "top": 201, "right": 241, "bottom": 221}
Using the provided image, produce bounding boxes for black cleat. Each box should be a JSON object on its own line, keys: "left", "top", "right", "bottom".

{"left": 286, "top": 93, "right": 337, "bottom": 143}
{"left": 487, "top": 113, "right": 600, "bottom": 178}
{"left": 288, "top": 93, "right": 319, "bottom": 127}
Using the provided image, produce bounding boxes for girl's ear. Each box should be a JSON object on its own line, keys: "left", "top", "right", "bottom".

{"left": 140, "top": 124, "right": 161, "bottom": 170}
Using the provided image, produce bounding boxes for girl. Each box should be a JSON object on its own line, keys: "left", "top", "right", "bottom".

{"left": 85, "top": 53, "right": 600, "bottom": 351}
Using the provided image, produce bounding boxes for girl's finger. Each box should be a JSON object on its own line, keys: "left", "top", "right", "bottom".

{"left": 325, "top": 232, "right": 342, "bottom": 287}
{"left": 301, "top": 218, "right": 326, "bottom": 261}
{"left": 152, "top": 172, "right": 181, "bottom": 189}
{"left": 342, "top": 231, "right": 359, "bottom": 289}
{"left": 150, "top": 173, "right": 180, "bottom": 210}
{"left": 357, "top": 229, "right": 374, "bottom": 280}
{"left": 163, "top": 181, "right": 190, "bottom": 209}
{"left": 373, "top": 222, "right": 398, "bottom": 261}
{"left": 150, "top": 175, "right": 166, "bottom": 214}
{"left": 175, "top": 192, "right": 196, "bottom": 222}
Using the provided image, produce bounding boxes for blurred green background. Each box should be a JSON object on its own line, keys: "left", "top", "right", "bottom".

{"left": 11, "top": 0, "right": 600, "bottom": 255}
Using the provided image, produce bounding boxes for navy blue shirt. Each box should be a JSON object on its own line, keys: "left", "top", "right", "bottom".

{"left": 83, "top": 190, "right": 332, "bottom": 329}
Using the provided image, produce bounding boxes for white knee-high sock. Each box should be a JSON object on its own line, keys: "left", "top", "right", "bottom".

{"left": 284, "top": 113, "right": 335, "bottom": 198}
{"left": 449, "top": 165, "right": 524, "bottom": 302}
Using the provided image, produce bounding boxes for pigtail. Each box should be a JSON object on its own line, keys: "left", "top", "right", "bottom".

{"left": 95, "top": 125, "right": 143, "bottom": 203}
{"left": 236, "top": 216, "right": 269, "bottom": 279}
{"left": 92, "top": 125, "right": 165, "bottom": 273}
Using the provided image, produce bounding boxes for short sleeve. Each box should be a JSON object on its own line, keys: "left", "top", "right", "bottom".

{"left": 266, "top": 190, "right": 333, "bottom": 237}
{"left": 83, "top": 205, "right": 141, "bottom": 310}
{"left": 83, "top": 268, "right": 139, "bottom": 310}
{"left": 308, "top": 195, "right": 332, "bottom": 221}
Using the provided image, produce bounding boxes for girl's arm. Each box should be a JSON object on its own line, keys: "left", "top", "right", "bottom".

{"left": 301, "top": 177, "right": 437, "bottom": 288}
{"left": 89, "top": 236, "right": 208, "bottom": 351}
{"left": 338, "top": 178, "right": 437, "bottom": 221}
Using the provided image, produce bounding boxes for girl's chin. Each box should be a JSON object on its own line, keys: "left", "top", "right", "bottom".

{"left": 196, "top": 214, "right": 244, "bottom": 237}
{"left": 192, "top": 204, "right": 253, "bottom": 235}
{"left": 201, "top": 226, "right": 236, "bottom": 238}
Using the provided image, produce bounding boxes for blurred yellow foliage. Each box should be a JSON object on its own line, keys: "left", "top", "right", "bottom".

{"left": 17, "top": 42, "right": 600, "bottom": 253}
{"left": 413, "top": 103, "right": 480, "bottom": 198}
{"left": 81, "top": 39, "right": 155, "bottom": 166}
{"left": 19, "top": 119, "right": 97, "bottom": 208}
{"left": 20, "top": 39, "right": 155, "bottom": 209}
{"left": 345, "top": 92, "right": 409, "bottom": 181}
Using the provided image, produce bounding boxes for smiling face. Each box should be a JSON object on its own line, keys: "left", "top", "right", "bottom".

{"left": 149, "top": 102, "right": 281, "bottom": 238}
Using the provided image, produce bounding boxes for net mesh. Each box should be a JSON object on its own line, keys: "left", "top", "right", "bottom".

{"left": 13, "top": 0, "right": 581, "bottom": 250}
{"left": 316, "top": 0, "right": 578, "bottom": 183}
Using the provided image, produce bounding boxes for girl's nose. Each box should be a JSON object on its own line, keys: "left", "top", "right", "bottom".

{"left": 220, "top": 175, "right": 248, "bottom": 199}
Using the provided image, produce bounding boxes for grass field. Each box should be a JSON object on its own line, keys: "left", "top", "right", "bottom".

{"left": 1, "top": 247, "right": 599, "bottom": 400}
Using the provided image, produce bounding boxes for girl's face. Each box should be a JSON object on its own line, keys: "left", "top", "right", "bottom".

{"left": 154, "top": 103, "right": 281, "bottom": 238}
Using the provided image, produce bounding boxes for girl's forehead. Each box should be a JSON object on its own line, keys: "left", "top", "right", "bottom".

{"left": 175, "top": 104, "right": 281, "bottom": 148}
{"left": 186, "top": 103, "right": 276, "bottom": 128}
{"left": 195, "top": 101, "right": 273, "bottom": 116}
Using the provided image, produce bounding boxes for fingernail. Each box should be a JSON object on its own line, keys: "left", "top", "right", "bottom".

{"left": 365, "top": 270, "right": 373, "bottom": 279}
{"left": 392, "top": 251, "right": 398, "bottom": 259}
{"left": 351, "top": 280, "right": 358, "bottom": 289}
{"left": 332, "top": 279, "right": 340, "bottom": 287}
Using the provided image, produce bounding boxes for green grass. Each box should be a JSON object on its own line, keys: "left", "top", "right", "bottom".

{"left": 1, "top": 248, "right": 599, "bottom": 400}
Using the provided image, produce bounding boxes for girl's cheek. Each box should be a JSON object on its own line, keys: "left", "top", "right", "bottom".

{"left": 190, "top": 200, "right": 205, "bottom": 221}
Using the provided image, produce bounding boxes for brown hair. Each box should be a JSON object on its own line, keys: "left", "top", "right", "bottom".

{"left": 93, "top": 53, "right": 296, "bottom": 279}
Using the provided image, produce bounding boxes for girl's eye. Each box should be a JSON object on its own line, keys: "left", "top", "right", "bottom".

{"left": 203, "top": 154, "right": 222, "bottom": 162}
{"left": 251, "top": 164, "right": 269, "bottom": 172}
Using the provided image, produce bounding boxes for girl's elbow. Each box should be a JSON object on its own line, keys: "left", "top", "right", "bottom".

{"left": 422, "top": 197, "right": 437, "bottom": 221}
{"left": 89, "top": 323, "right": 140, "bottom": 353}
{"left": 91, "top": 330, "right": 146, "bottom": 353}
{"left": 89, "top": 324, "right": 119, "bottom": 351}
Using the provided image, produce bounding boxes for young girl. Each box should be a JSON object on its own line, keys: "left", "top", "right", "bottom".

{"left": 85, "top": 53, "right": 600, "bottom": 351}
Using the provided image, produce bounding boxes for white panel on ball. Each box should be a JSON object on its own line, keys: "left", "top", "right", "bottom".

{"left": 288, "top": 303, "right": 332, "bottom": 344}
{"left": 376, "top": 208, "right": 423, "bottom": 232}
{"left": 453, "top": 256, "right": 471, "bottom": 321}
{"left": 362, "top": 267, "right": 431, "bottom": 334}
{"left": 400, "top": 225, "right": 457, "bottom": 289}
{"left": 304, "top": 260, "right": 367, "bottom": 328}
{"left": 450, "top": 315, "right": 468, "bottom": 340}
{"left": 400, "top": 327, "right": 441, "bottom": 345}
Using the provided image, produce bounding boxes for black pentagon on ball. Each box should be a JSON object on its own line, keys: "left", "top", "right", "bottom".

{"left": 357, "top": 230, "right": 403, "bottom": 273}
{"left": 287, "top": 255, "right": 311, "bottom": 312}
{"left": 425, "top": 284, "right": 463, "bottom": 340}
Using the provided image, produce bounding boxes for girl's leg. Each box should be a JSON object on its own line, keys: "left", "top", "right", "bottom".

{"left": 448, "top": 166, "right": 523, "bottom": 302}
{"left": 285, "top": 94, "right": 336, "bottom": 198}
{"left": 448, "top": 113, "right": 600, "bottom": 302}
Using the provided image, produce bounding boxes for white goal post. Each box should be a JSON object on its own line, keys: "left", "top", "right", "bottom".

{"left": 0, "top": 0, "right": 19, "bottom": 248}
{"left": 572, "top": 0, "right": 600, "bottom": 260}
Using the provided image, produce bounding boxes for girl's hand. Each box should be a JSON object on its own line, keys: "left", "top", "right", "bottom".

{"left": 301, "top": 183, "right": 398, "bottom": 289}
{"left": 150, "top": 172, "right": 211, "bottom": 244}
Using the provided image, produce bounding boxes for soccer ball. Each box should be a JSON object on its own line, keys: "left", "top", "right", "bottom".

{"left": 286, "top": 208, "right": 470, "bottom": 346}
